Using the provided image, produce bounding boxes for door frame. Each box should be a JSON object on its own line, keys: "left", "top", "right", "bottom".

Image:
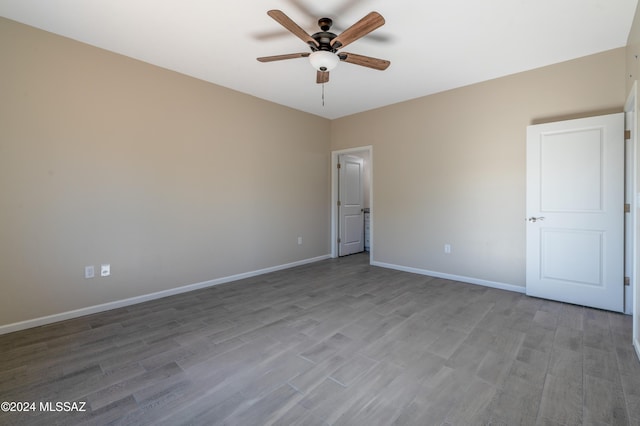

{"left": 625, "top": 82, "right": 639, "bottom": 357}
{"left": 331, "top": 146, "right": 373, "bottom": 259}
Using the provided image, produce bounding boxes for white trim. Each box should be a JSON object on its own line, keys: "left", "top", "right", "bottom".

{"left": 0, "top": 255, "right": 330, "bottom": 335}
{"left": 371, "top": 261, "right": 526, "bottom": 294}
{"left": 331, "top": 146, "right": 373, "bottom": 260}
{"left": 626, "top": 81, "right": 640, "bottom": 357}
{"left": 625, "top": 84, "right": 637, "bottom": 316}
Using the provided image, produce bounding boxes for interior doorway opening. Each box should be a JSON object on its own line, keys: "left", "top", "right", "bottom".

{"left": 331, "top": 146, "right": 372, "bottom": 260}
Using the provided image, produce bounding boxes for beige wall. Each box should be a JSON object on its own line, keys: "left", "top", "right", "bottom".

{"left": 0, "top": 18, "right": 331, "bottom": 327}
{"left": 332, "top": 48, "right": 627, "bottom": 288}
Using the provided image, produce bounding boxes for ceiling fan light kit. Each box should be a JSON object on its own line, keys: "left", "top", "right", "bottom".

{"left": 257, "top": 9, "right": 390, "bottom": 85}
{"left": 309, "top": 51, "right": 339, "bottom": 71}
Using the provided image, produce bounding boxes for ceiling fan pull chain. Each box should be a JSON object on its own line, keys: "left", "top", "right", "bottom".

{"left": 322, "top": 83, "right": 325, "bottom": 107}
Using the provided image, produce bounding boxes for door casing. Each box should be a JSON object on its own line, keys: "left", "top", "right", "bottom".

{"left": 625, "top": 82, "right": 639, "bottom": 359}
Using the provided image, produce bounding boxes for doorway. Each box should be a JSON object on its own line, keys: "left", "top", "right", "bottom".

{"left": 331, "top": 146, "right": 372, "bottom": 259}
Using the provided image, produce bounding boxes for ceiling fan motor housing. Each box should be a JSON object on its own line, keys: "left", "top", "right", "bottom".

{"left": 311, "top": 32, "right": 337, "bottom": 52}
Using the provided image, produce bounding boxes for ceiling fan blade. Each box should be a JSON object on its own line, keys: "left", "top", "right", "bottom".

{"left": 257, "top": 53, "right": 310, "bottom": 62}
{"left": 331, "top": 12, "right": 385, "bottom": 49}
{"left": 267, "top": 10, "right": 318, "bottom": 48}
{"left": 339, "top": 52, "right": 390, "bottom": 70}
{"left": 317, "top": 71, "right": 330, "bottom": 84}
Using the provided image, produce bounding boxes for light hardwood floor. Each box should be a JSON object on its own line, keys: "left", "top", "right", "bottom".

{"left": 1, "top": 253, "right": 639, "bottom": 425}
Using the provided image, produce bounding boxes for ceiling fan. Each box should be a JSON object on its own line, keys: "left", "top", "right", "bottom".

{"left": 257, "top": 10, "right": 390, "bottom": 84}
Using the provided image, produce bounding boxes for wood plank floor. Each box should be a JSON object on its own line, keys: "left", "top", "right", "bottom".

{"left": 1, "top": 253, "right": 639, "bottom": 425}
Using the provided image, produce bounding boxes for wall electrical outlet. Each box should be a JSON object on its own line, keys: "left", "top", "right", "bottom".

{"left": 298, "top": 236, "right": 303, "bottom": 245}
{"left": 84, "top": 265, "right": 95, "bottom": 279}
{"left": 444, "top": 244, "right": 452, "bottom": 254}
{"left": 100, "top": 264, "right": 111, "bottom": 277}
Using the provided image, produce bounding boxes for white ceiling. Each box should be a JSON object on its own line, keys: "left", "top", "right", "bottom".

{"left": 1, "top": 0, "right": 638, "bottom": 119}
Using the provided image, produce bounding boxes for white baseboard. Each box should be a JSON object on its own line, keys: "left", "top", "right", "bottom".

{"left": 0, "top": 254, "right": 331, "bottom": 336}
{"left": 371, "top": 261, "right": 526, "bottom": 294}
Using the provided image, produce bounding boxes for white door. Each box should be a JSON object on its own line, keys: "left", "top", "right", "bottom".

{"left": 526, "top": 113, "right": 624, "bottom": 312}
{"left": 339, "top": 154, "right": 364, "bottom": 256}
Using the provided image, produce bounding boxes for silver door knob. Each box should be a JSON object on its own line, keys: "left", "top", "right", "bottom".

{"left": 527, "top": 216, "right": 545, "bottom": 223}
